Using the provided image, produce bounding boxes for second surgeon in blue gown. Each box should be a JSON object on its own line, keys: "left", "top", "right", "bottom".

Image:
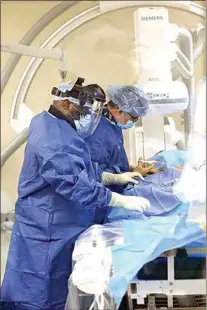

{"left": 85, "top": 85, "right": 184, "bottom": 216}
{"left": 85, "top": 85, "right": 159, "bottom": 192}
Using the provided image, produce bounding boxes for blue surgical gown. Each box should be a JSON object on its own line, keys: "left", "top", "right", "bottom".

{"left": 1, "top": 111, "right": 111, "bottom": 310}
{"left": 85, "top": 116, "right": 129, "bottom": 193}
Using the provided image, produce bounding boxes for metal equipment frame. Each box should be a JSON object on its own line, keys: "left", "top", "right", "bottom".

{"left": 127, "top": 248, "right": 206, "bottom": 310}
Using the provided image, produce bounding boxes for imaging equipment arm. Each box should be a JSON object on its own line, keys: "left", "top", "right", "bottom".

{"left": 1, "top": 43, "right": 68, "bottom": 80}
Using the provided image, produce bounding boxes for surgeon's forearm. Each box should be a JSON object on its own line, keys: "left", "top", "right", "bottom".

{"left": 102, "top": 172, "right": 117, "bottom": 185}
{"left": 92, "top": 160, "right": 124, "bottom": 183}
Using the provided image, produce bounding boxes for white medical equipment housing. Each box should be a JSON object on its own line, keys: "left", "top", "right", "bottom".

{"left": 65, "top": 224, "right": 124, "bottom": 310}
{"left": 1, "top": 1, "right": 206, "bottom": 309}
{"left": 173, "top": 77, "right": 206, "bottom": 203}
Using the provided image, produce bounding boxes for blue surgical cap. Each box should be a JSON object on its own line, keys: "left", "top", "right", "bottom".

{"left": 53, "top": 81, "right": 79, "bottom": 104}
{"left": 106, "top": 85, "right": 149, "bottom": 117}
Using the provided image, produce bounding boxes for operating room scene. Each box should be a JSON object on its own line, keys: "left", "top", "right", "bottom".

{"left": 1, "top": 1, "right": 206, "bottom": 310}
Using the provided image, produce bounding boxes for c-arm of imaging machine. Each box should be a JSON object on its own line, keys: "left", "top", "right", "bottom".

{"left": 1, "top": 14, "right": 205, "bottom": 168}
{"left": 1, "top": 43, "right": 68, "bottom": 80}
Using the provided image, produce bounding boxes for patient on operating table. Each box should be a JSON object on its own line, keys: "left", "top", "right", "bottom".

{"left": 129, "top": 150, "right": 185, "bottom": 176}
{"left": 104, "top": 149, "right": 188, "bottom": 222}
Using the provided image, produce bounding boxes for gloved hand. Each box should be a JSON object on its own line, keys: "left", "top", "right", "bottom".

{"left": 133, "top": 157, "right": 163, "bottom": 176}
{"left": 109, "top": 192, "right": 150, "bottom": 212}
{"left": 102, "top": 171, "right": 144, "bottom": 186}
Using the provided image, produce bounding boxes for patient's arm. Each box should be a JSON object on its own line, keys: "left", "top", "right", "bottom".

{"left": 131, "top": 158, "right": 164, "bottom": 176}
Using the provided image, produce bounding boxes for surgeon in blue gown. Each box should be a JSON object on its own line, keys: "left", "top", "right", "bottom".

{"left": 1, "top": 79, "right": 150, "bottom": 310}
{"left": 85, "top": 85, "right": 161, "bottom": 194}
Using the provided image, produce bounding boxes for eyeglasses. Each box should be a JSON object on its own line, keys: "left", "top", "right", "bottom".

{"left": 129, "top": 114, "right": 139, "bottom": 123}
{"left": 120, "top": 109, "right": 139, "bottom": 123}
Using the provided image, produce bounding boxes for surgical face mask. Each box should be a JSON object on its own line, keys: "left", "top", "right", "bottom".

{"left": 117, "top": 120, "right": 135, "bottom": 130}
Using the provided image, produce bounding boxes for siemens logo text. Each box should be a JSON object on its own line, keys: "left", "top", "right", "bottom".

{"left": 141, "top": 16, "right": 163, "bottom": 21}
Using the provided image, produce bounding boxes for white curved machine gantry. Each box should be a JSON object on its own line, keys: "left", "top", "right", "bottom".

{"left": 1, "top": 0, "right": 206, "bottom": 167}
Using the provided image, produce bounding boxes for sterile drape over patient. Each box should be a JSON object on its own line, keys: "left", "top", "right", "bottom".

{"left": 104, "top": 149, "right": 188, "bottom": 221}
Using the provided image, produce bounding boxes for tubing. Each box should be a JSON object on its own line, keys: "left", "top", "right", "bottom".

{"left": 172, "top": 24, "right": 206, "bottom": 80}
{"left": 176, "top": 49, "right": 193, "bottom": 72}
{"left": 192, "top": 23, "right": 206, "bottom": 62}
{"left": 1, "top": 1, "right": 78, "bottom": 94}
{"left": 173, "top": 53, "right": 194, "bottom": 79}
